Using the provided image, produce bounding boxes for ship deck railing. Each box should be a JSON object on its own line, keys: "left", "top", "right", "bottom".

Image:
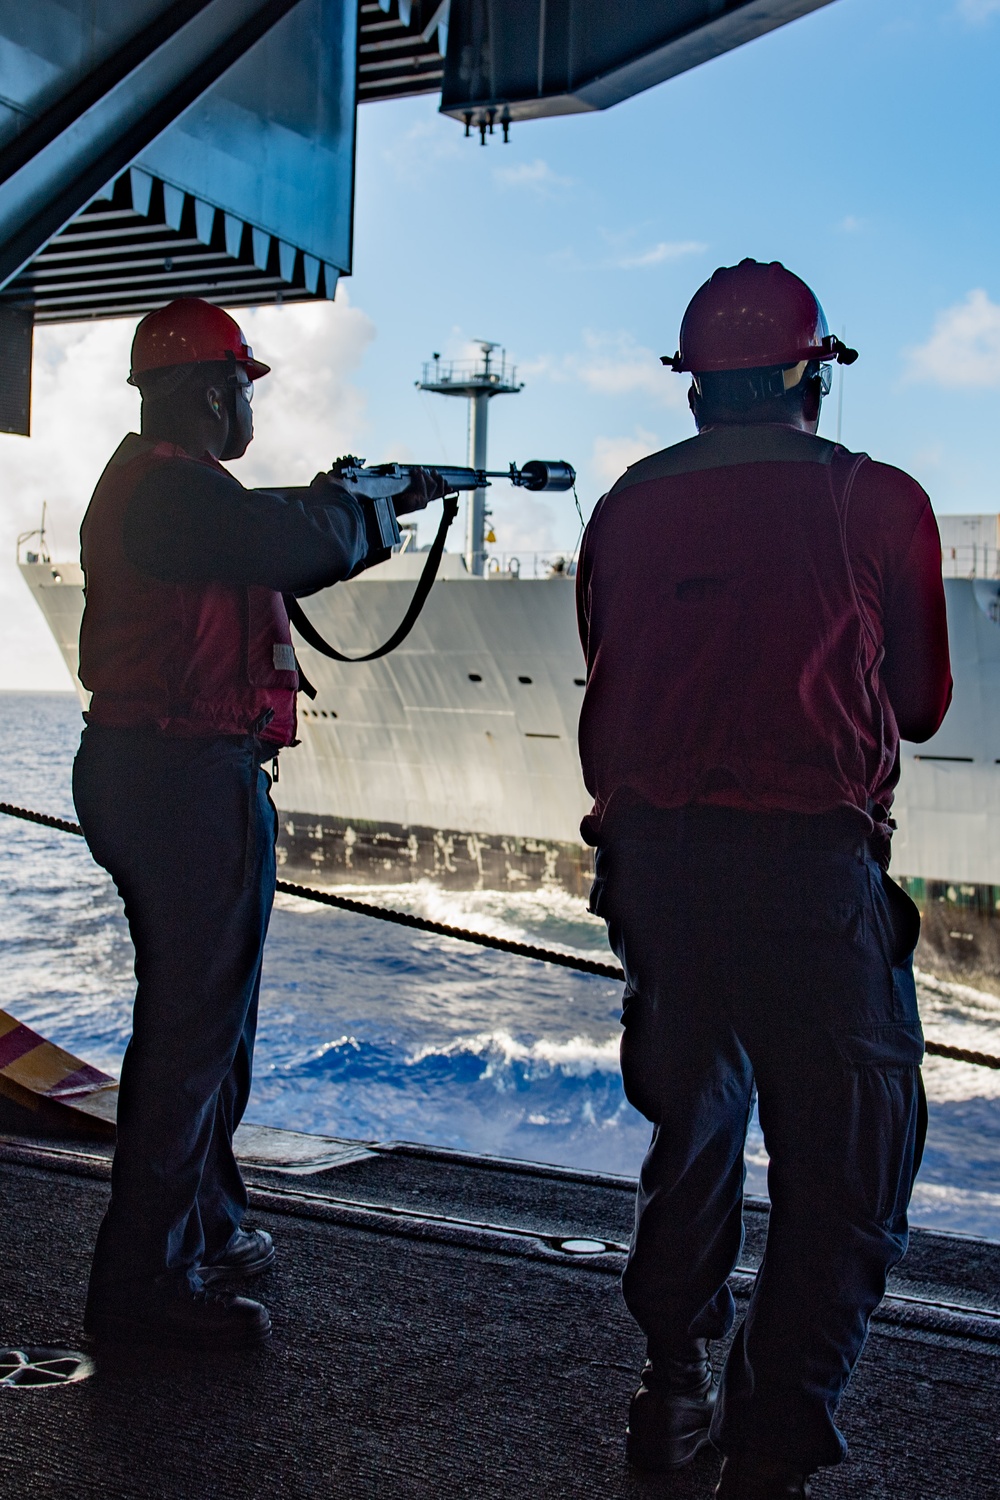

{"left": 942, "top": 544, "right": 1000, "bottom": 579}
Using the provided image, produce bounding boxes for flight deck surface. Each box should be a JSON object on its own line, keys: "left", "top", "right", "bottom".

{"left": 0, "top": 1128, "right": 996, "bottom": 1499}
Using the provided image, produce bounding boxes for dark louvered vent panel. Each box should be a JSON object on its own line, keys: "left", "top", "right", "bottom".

{"left": 358, "top": 0, "right": 446, "bottom": 104}
{"left": 0, "top": 170, "right": 337, "bottom": 324}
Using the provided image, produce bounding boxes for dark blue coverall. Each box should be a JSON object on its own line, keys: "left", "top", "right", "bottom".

{"left": 75, "top": 729, "right": 277, "bottom": 1296}
{"left": 75, "top": 455, "right": 389, "bottom": 1309}
{"left": 591, "top": 804, "right": 926, "bottom": 1470}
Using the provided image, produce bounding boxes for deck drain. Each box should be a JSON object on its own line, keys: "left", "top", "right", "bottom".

{"left": 0, "top": 1348, "right": 95, "bottom": 1388}
{"left": 556, "top": 1238, "right": 609, "bottom": 1255}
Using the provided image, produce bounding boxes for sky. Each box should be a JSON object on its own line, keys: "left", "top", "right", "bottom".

{"left": 3, "top": 0, "right": 1000, "bottom": 689}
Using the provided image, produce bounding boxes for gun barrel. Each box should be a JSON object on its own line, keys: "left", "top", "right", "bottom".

{"left": 433, "top": 461, "right": 576, "bottom": 493}
{"left": 329, "top": 459, "right": 577, "bottom": 497}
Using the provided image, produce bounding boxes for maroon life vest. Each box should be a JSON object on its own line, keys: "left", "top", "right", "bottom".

{"left": 577, "top": 425, "right": 911, "bottom": 842}
{"left": 79, "top": 434, "right": 297, "bottom": 745}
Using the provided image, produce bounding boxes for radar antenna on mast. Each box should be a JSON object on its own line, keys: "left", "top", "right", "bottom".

{"left": 417, "top": 343, "right": 524, "bottom": 574}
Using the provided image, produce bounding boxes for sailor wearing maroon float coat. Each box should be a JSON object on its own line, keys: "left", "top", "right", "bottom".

{"left": 576, "top": 262, "right": 952, "bottom": 1498}
{"left": 74, "top": 298, "right": 440, "bottom": 1347}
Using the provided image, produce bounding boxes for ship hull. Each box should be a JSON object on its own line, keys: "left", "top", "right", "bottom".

{"left": 277, "top": 808, "right": 594, "bottom": 895}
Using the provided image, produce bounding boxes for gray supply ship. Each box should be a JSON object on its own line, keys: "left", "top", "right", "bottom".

{"left": 18, "top": 506, "right": 1000, "bottom": 991}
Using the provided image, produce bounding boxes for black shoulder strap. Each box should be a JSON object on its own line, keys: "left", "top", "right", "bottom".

{"left": 284, "top": 494, "right": 459, "bottom": 665}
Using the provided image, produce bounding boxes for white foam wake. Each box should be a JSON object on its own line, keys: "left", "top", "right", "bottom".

{"left": 915, "top": 967, "right": 1000, "bottom": 1101}
{"left": 275, "top": 876, "right": 610, "bottom": 958}
{"left": 407, "top": 1028, "right": 621, "bottom": 1076}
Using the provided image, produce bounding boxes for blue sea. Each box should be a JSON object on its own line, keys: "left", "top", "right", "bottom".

{"left": 2, "top": 691, "right": 999, "bottom": 1240}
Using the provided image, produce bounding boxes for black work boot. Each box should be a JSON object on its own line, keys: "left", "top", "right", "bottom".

{"left": 85, "top": 1276, "right": 271, "bottom": 1350}
{"left": 625, "top": 1340, "right": 716, "bottom": 1471}
{"left": 200, "top": 1227, "right": 275, "bottom": 1284}
{"left": 715, "top": 1455, "right": 813, "bottom": 1498}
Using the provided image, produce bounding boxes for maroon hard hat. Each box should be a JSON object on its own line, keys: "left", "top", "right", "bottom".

{"left": 663, "top": 259, "right": 857, "bottom": 374}
{"left": 129, "top": 298, "right": 271, "bottom": 385}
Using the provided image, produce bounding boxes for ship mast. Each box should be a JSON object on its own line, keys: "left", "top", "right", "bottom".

{"left": 417, "top": 342, "right": 523, "bottom": 575}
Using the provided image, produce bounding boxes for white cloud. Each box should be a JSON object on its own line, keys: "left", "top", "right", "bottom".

{"left": 838, "top": 215, "right": 863, "bottom": 233}
{"left": 380, "top": 115, "right": 463, "bottom": 181}
{"left": 235, "top": 296, "right": 375, "bottom": 485}
{"left": 2, "top": 319, "right": 138, "bottom": 544}
{"left": 483, "top": 489, "right": 559, "bottom": 559}
{"left": 492, "top": 158, "right": 573, "bottom": 194}
{"left": 0, "top": 295, "right": 375, "bottom": 689}
{"left": 0, "top": 322, "right": 138, "bottom": 690}
{"left": 614, "top": 240, "right": 706, "bottom": 270}
{"left": 592, "top": 429, "right": 661, "bottom": 488}
{"left": 548, "top": 236, "right": 706, "bottom": 273}
{"left": 958, "top": 0, "right": 1000, "bottom": 22}
{"left": 0, "top": 318, "right": 139, "bottom": 688}
{"left": 522, "top": 332, "right": 690, "bottom": 409}
{"left": 905, "top": 289, "right": 1000, "bottom": 387}
{"left": 573, "top": 331, "right": 690, "bottom": 407}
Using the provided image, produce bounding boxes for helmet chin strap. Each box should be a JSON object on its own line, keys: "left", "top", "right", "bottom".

{"left": 691, "top": 362, "right": 822, "bottom": 404}
{"left": 132, "top": 362, "right": 198, "bottom": 399}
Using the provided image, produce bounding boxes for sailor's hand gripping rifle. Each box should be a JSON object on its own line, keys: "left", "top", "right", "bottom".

{"left": 327, "top": 456, "right": 576, "bottom": 551}
{"left": 284, "top": 457, "right": 576, "bottom": 668}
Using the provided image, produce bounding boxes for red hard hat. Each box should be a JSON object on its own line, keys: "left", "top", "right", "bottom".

{"left": 128, "top": 298, "right": 271, "bottom": 385}
{"left": 664, "top": 259, "right": 857, "bottom": 373}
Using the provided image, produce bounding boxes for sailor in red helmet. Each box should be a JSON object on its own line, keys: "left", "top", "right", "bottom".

{"left": 577, "top": 261, "right": 951, "bottom": 1497}
{"left": 74, "top": 298, "right": 443, "bottom": 1348}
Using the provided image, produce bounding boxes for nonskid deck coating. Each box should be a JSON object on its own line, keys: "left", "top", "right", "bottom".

{"left": 0, "top": 1132, "right": 997, "bottom": 1500}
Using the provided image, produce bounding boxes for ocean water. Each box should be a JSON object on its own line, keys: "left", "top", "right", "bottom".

{"left": 1, "top": 691, "right": 999, "bottom": 1240}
